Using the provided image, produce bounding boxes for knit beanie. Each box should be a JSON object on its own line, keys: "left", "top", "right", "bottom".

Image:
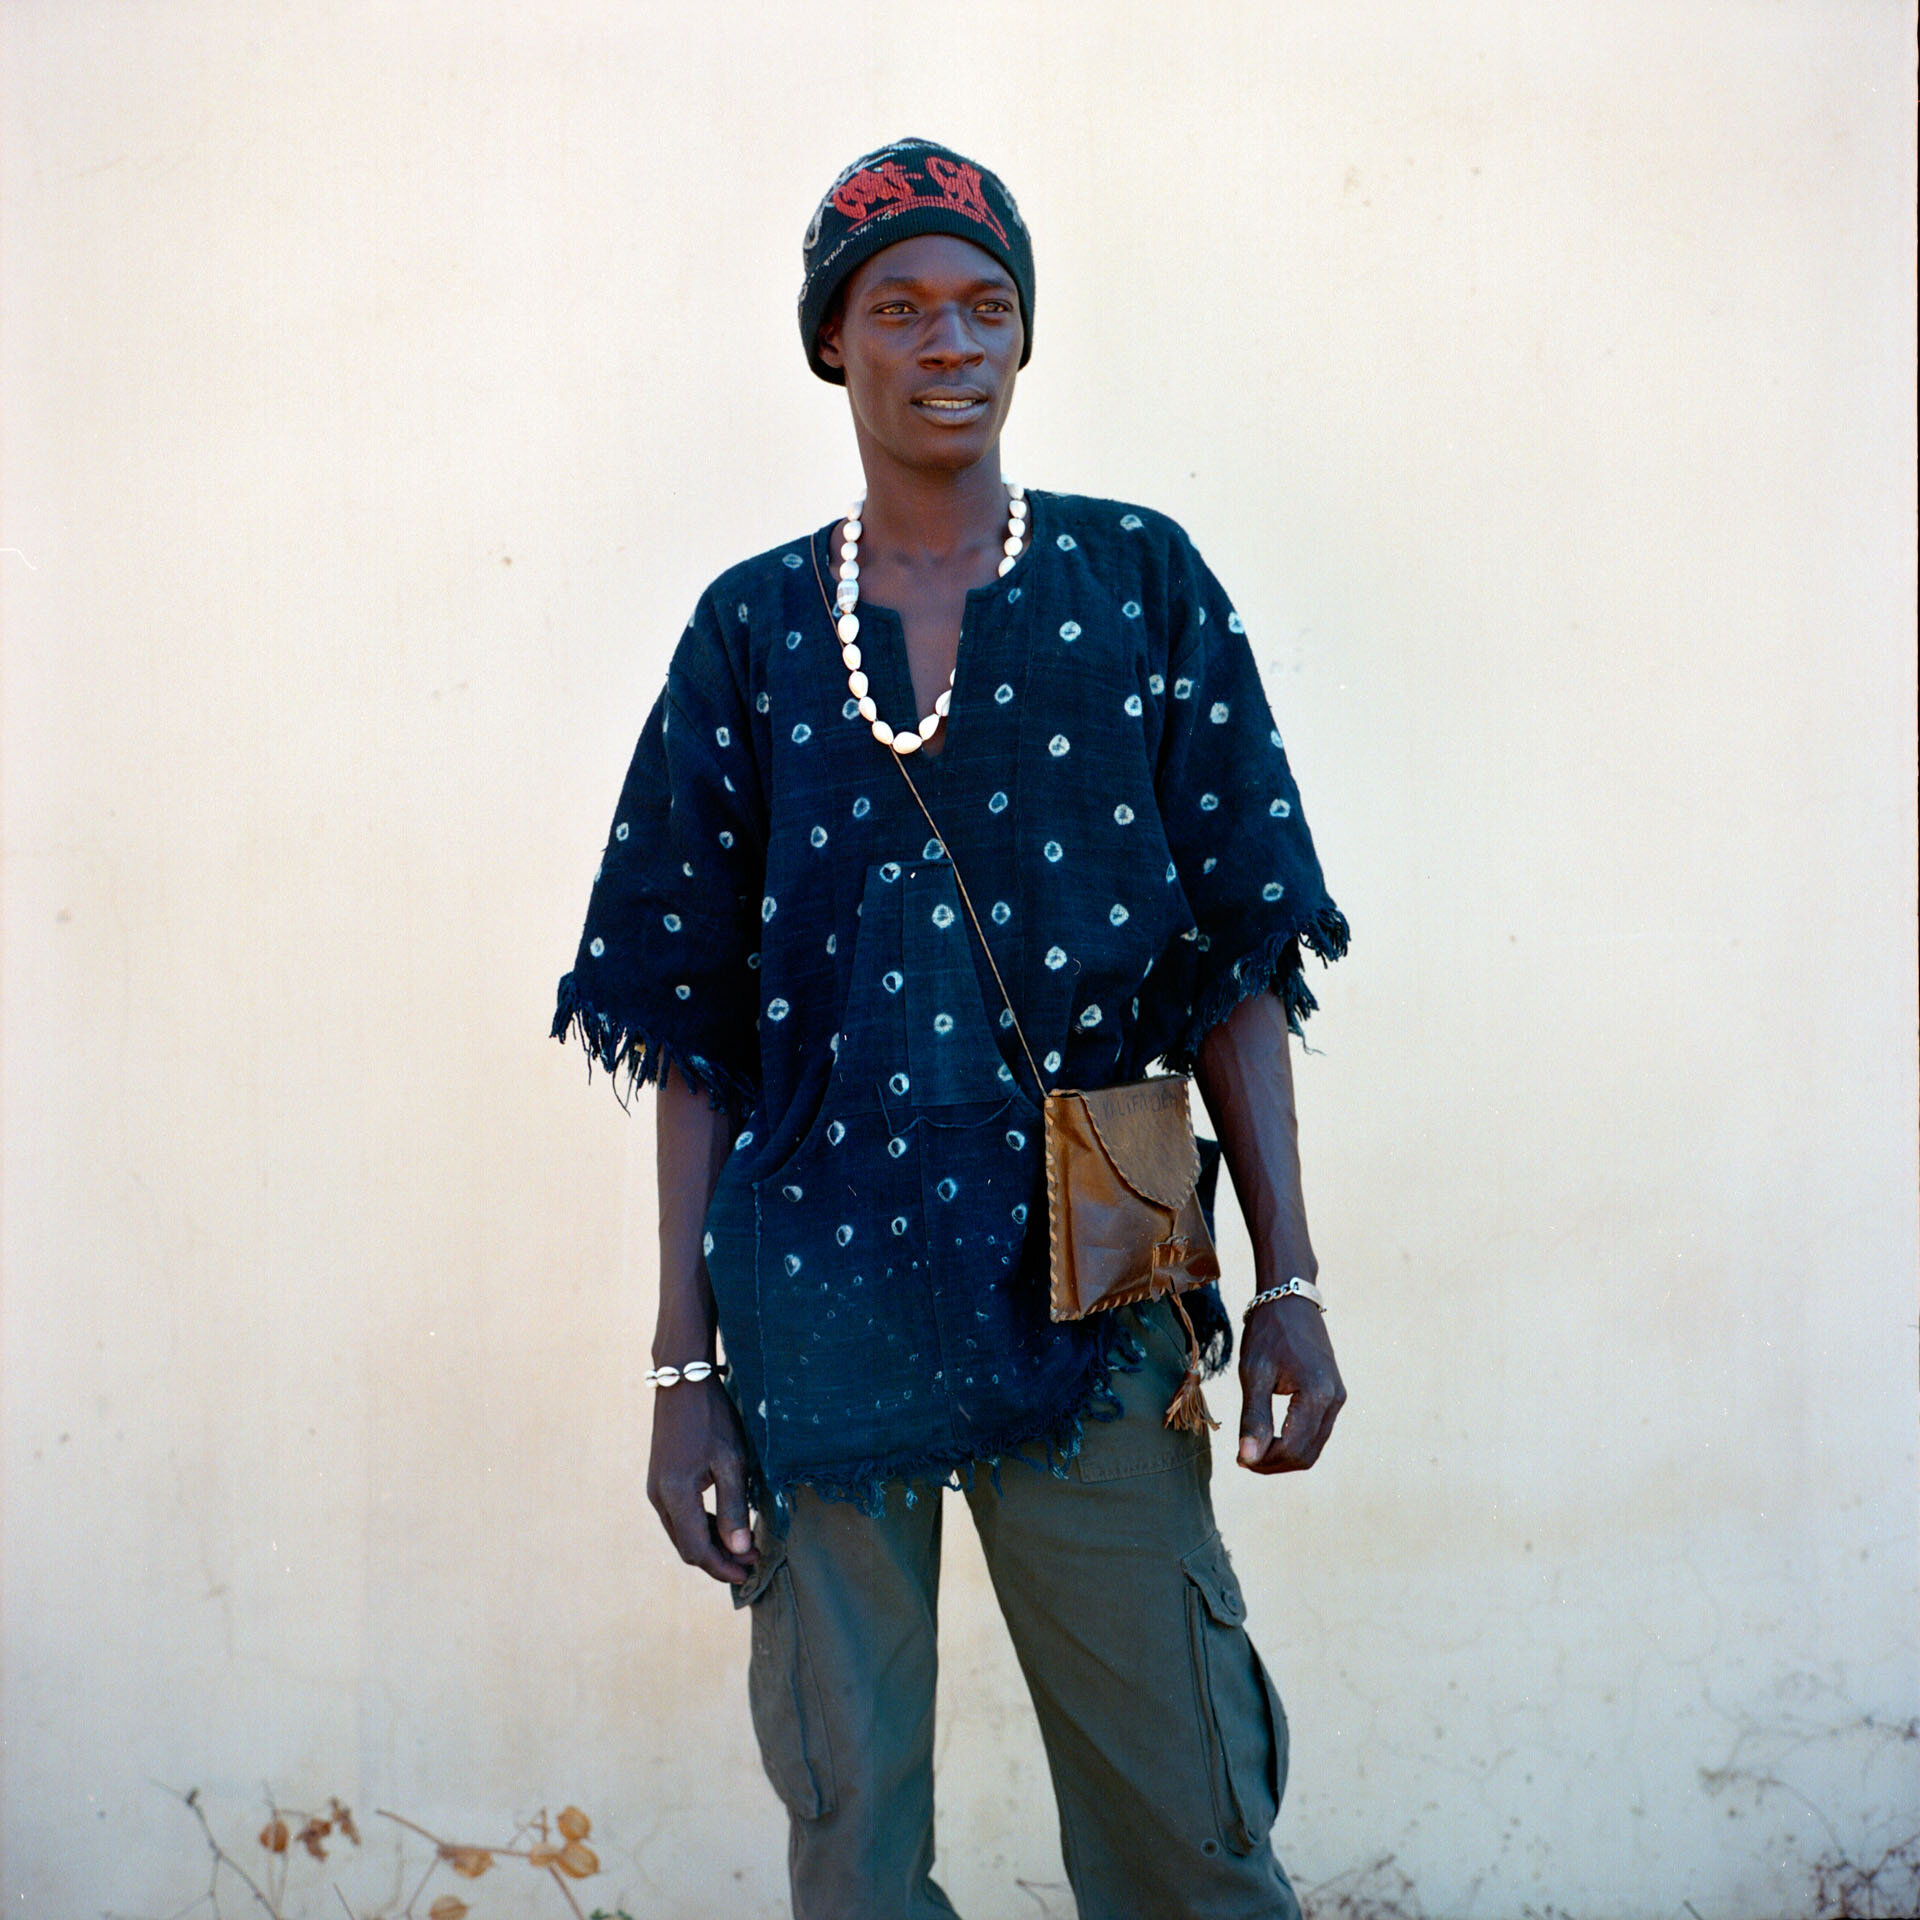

{"left": 799, "top": 139, "right": 1035, "bottom": 385}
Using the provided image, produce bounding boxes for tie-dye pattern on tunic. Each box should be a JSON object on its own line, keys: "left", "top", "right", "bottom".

{"left": 553, "top": 491, "right": 1347, "bottom": 1515}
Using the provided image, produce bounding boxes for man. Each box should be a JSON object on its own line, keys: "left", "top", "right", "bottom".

{"left": 554, "top": 138, "right": 1349, "bottom": 1920}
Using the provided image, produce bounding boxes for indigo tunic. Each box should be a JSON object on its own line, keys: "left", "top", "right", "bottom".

{"left": 553, "top": 491, "right": 1348, "bottom": 1513}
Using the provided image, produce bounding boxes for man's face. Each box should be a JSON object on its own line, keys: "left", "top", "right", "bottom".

{"left": 815, "top": 233, "right": 1024, "bottom": 475}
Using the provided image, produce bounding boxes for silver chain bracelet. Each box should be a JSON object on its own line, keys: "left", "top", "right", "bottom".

{"left": 1245, "top": 1277, "right": 1325, "bottom": 1316}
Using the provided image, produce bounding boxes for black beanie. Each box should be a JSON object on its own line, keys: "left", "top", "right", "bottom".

{"left": 799, "top": 139, "right": 1035, "bottom": 386}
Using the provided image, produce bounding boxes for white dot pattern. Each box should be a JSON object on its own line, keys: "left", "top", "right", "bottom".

{"left": 561, "top": 495, "right": 1341, "bottom": 1503}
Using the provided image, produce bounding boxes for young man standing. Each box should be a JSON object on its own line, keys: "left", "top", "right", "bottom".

{"left": 554, "top": 139, "right": 1349, "bottom": 1920}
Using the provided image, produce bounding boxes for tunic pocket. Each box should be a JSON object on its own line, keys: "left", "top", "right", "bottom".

{"left": 1181, "top": 1529, "right": 1288, "bottom": 1855}
{"left": 736, "top": 1538, "right": 838, "bottom": 1821}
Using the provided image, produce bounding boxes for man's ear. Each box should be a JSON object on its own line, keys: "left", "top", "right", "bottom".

{"left": 815, "top": 285, "right": 849, "bottom": 370}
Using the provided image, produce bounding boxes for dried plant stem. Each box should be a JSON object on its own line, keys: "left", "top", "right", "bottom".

{"left": 374, "top": 1809, "right": 590, "bottom": 1920}
{"left": 544, "top": 1865, "right": 588, "bottom": 1920}
{"left": 143, "top": 1788, "right": 610, "bottom": 1920}
{"left": 371, "top": 1812, "right": 442, "bottom": 1848}
{"left": 175, "top": 1786, "right": 287, "bottom": 1920}
{"left": 397, "top": 1850, "right": 440, "bottom": 1919}
{"left": 373, "top": 1809, "right": 536, "bottom": 1863}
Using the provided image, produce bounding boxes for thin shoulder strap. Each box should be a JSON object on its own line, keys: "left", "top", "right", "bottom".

{"left": 811, "top": 528, "right": 1048, "bottom": 1102}
{"left": 887, "top": 754, "right": 1047, "bottom": 1100}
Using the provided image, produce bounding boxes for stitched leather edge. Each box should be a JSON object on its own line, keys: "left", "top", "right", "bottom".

{"left": 1045, "top": 1091, "right": 1072, "bottom": 1319}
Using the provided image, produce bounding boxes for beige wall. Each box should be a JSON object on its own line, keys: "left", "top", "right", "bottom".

{"left": 4, "top": 4, "right": 1914, "bottom": 1916}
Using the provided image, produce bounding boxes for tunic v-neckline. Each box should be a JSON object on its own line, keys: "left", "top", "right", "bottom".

{"left": 815, "top": 493, "right": 1041, "bottom": 770}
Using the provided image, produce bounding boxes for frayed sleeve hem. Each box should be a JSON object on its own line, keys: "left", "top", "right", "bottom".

{"left": 551, "top": 973, "right": 756, "bottom": 1113}
{"left": 1160, "top": 903, "right": 1350, "bottom": 1072}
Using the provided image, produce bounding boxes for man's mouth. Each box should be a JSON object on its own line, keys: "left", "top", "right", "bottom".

{"left": 912, "top": 392, "right": 990, "bottom": 420}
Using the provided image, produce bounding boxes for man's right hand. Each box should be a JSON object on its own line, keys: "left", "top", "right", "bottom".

{"left": 647, "top": 1377, "right": 758, "bottom": 1584}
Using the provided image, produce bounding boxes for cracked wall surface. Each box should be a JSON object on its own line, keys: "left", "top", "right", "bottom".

{"left": 3, "top": 4, "right": 1914, "bottom": 1917}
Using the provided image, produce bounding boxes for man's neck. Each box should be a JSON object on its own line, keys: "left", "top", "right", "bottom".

{"left": 853, "top": 447, "right": 1007, "bottom": 572}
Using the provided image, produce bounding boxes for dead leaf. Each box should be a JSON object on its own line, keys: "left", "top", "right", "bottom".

{"left": 528, "top": 1843, "right": 563, "bottom": 1869}
{"left": 299, "top": 1816, "right": 332, "bottom": 1860}
{"left": 557, "top": 1806, "right": 591, "bottom": 1841}
{"left": 428, "top": 1899, "right": 470, "bottom": 1920}
{"left": 557, "top": 1840, "right": 600, "bottom": 1879}
{"left": 258, "top": 1817, "right": 289, "bottom": 1855}
{"left": 445, "top": 1846, "right": 494, "bottom": 1878}
{"left": 330, "top": 1799, "right": 362, "bottom": 1846}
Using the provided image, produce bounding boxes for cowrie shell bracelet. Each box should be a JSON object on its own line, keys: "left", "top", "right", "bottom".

{"left": 647, "top": 1360, "right": 716, "bottom": 1387}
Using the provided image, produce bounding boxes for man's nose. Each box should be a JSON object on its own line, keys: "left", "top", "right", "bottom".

{"left": 918, "top": 303, "right": 985, "bottom": 366}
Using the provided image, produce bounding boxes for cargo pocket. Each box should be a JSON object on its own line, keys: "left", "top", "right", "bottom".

{"left": 1181, "top": 1530, "right": 1287, "bottom": 1856}
{"left": 735, "top": 1540, "right": 838, "bottom": 1820}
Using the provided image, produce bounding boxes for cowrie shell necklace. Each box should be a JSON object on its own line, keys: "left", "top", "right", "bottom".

{"left": 835, "top": 483, "right": 1027, "bottom": 756}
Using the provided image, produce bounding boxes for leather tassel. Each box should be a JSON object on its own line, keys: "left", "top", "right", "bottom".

{"left": 1162, "top": 1289, "right": 1220, "bottom": 1434}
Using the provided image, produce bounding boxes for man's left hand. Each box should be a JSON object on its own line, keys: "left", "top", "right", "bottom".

{"left": 1237, "top": 1293, "right": 1345, "bottom": 1472}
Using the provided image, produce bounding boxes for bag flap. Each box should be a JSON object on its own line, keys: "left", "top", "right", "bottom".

{"left": 1069, "top": 1076, "right": 1200, "bottom": 1212}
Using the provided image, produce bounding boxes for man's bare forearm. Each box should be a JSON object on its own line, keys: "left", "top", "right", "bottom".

{"left": 650, "top": 1067, "right": 755, "bottom": 1580}
{"left": 654, "top": 1068, "right": 736, "bottom": 1365}
{"left": 1192, "top": 968, "right": 1345, "bottom": 1471}
{"left": 1193, "top": 976, "right": 1317, "bottom": 1288}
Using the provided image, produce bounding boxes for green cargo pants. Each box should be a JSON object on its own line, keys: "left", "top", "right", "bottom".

{"left": 733, "top": 1297, "right": 1303, "bottom": 1920}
